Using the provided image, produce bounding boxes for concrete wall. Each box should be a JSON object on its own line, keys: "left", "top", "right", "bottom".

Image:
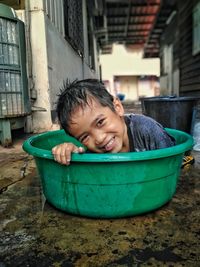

{"left": 111, "top": 76, "right": 159, "bottom": 101}
{"left": 101, "top": 45, "right": 159, "bottom": 76}
{"left": 100, "top": 44, "right": 160, "bottom": 99}
{"left": 46, "top": 16, "right": 99, "bottom": 114}
{"left": 114, "top": 76, "right": 138, "bottom": 100}
{"left": 46, "top": 18, "right": 83, "bottom": 109}
{"left": 23, "top": 0, "right": 99, "bottom": 132}
{"left": 27, "top": 3, "right": 51, "bottom": 132}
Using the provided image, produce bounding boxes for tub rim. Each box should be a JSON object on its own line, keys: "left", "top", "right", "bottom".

{"left": 22, "top": 128, "right": 193, "bottom": 162}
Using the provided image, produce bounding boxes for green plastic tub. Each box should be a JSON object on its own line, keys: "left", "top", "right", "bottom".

{"left": 23, "top": 128, "right": 193, "bottom": 218}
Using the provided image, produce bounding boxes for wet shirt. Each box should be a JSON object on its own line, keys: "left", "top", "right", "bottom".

{"left": 125, "top": 114, "right": 176, "bottom": 152}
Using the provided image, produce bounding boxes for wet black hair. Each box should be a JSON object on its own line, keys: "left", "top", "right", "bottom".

{"left": 56, "top": 79, "right": 115, "bottom": 133}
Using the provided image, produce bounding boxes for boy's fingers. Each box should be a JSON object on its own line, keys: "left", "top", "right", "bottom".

{"left": 73, "top": 146, "right": 85, "bottom": 153}
{"left": 78, "top": 146, "right": 85, "bottom": 153}
{"left": 52, "top": 144, "right": 67, "bottom": 165}
{"left": 61, "top": 143, "right": 73, "bottom": 165}
{"left": 52, "top": 143, "right": 85, "bottom": 165}
{"left": 79, "top": 147, "right": 85, "bottom": 153}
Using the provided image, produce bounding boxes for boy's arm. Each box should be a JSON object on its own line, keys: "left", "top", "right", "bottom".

{"left": 52, "top": 143, "right": 85, "bottom": 165}
{"left": 141, "top": 115, "right": 176, "bottom": 149}
{"left": 128, "top": 114, "right": 175, "bottom": 151}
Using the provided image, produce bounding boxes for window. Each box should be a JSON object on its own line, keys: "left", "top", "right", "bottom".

{"left": 87, "top": 14, "right": 95, "bottom": 69}
{"left": 44, "top": 0, "right": 84, "bottom": 56}
{"left": 43, "top": 0, "right": 64, "bottom": 35}
{"left": 63, "top": 0, "right": 84, "bottom": 56}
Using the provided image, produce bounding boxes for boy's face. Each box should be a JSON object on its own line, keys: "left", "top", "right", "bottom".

{"left": 68, "top": 97, "right": 129, "bottom": 153}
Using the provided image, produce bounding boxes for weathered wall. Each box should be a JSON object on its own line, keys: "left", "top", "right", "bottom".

{"left": 160, "top": 0, "right": 200, "bottom": 97}
{"left": 28, "top": 4, "right": 52, "bottom": 132}
{"left": 178, "top": 0, "right": 200, "bottom": 96}
{"left": 24, "top": 0, "right": 99, "bottom": 132}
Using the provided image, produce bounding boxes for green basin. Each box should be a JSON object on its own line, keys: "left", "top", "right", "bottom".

{"left": 23, "top": 128, "right": 193, "bottom": 218}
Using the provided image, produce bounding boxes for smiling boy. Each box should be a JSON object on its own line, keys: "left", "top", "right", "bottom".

{"left": 52, "top": 79, "right": 175, "bottom": 165}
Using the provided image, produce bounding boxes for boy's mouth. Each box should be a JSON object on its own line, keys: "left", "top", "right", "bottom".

{"left": 101, "top": 137, "right": 115, "bottom": 152}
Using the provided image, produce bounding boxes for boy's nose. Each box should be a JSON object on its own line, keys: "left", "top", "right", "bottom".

{"left": 94, "top": 130, "right": 106, "bottom": 145}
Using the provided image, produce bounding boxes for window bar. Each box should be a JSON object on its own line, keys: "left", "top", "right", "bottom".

{"left": 11, "top": 72, "right": 14, "bottom": 114}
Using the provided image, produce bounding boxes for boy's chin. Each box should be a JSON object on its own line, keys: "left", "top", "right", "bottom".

{"left": 108, "top": 146, "right": 124, "bottom": 153}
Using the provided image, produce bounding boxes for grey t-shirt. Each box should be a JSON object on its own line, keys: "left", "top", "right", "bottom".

{"left": 125, "top": 114, "right": 176, "bottom": 152}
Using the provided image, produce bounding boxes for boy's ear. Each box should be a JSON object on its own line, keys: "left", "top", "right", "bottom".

{"left": 113, "top": 97, "right": 124, "bottom": 116}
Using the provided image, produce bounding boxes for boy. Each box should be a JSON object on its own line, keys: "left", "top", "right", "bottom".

{"left": 52, "top": 79, "right": 175, "bottom": 165}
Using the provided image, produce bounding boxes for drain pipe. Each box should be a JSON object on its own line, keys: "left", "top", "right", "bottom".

{"left": 25, "top": 0, "right": 37, "bottom": 103}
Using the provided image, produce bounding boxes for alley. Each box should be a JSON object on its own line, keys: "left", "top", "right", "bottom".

{"left": 0, "top": 132, "right": 200, "bottom": 267}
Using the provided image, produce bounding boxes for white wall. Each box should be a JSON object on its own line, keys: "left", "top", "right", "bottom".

{"left": 138, "top": 79, "right": 159, "bottom": 97}
{"left": 115, "top": 76, "right": 138, "bottom": 100}
{"left": 100, "top": 44, "right": 160, "bottom": 99}
{"left": 28, "top": 5, "right": 52, "bottom": 132}
{"left": 100, "top": 44, "right": 160, "bottom": 78}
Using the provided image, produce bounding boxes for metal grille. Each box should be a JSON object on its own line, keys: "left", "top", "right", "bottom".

{"left": 0, "top": 18, "right": 19, "bottom": 65}
{"left": 0, "top": 70, "right": 22, "bottom": 116}
{"left": 0, "top": 17, "right": 23, "bottom": 117}
{"left": 63, "top": 0, "right": 84, "bottom": 56}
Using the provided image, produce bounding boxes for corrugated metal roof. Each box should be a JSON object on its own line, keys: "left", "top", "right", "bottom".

{"left": 98, "top": 0, "right": 160, "bottom": 54}
{"left": 97, "top": 0, "right": 176, "bottom": 57}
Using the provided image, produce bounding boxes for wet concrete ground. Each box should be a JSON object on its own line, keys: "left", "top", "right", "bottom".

{"left": 0, "top": 124, "right": 200, "bottom": 266}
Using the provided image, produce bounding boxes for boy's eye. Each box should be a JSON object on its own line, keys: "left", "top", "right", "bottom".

{"left": 80, "top": 135, "right": 89, "bottom": 143}
{"left": 97, "top": 118, "right": 105, "bottom": 127}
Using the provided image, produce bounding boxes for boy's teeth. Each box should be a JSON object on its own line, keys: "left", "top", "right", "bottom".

{"left": 105, "top": 138, "right": 114, "bottom": 150}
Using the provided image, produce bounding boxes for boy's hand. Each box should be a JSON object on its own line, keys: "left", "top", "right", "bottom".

{"left": 52, "top": 143, "right": 85, "bottom": 165}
